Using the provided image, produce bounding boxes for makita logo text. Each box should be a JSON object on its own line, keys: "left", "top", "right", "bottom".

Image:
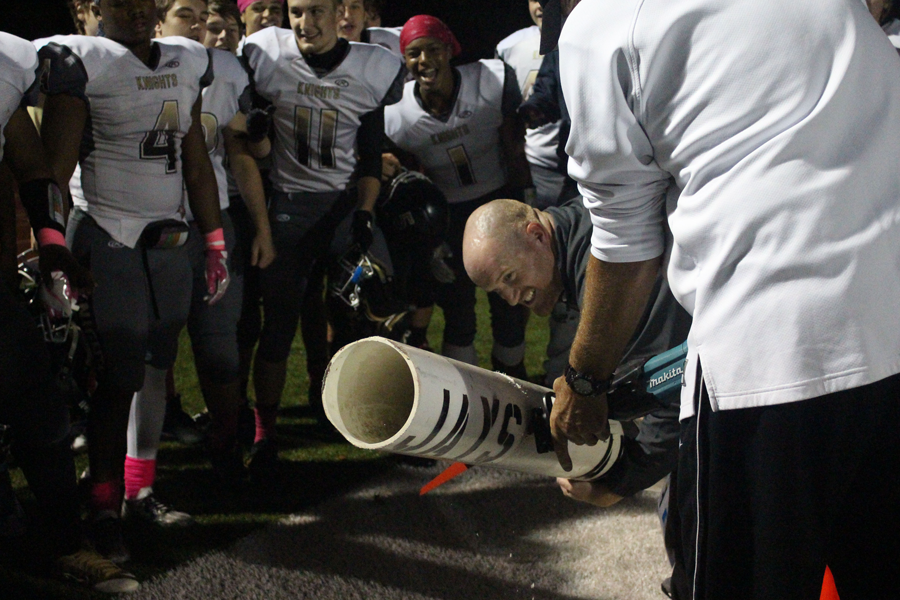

{"left": 649, "top": 367, "right": 683, "bottom": 388}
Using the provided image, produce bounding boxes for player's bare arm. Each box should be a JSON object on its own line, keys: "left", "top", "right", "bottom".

{"left": 183, "top": 96, "right": 223, "bottom": 234}
{"left": 247, "top": 136, "right": 271, "bottom": 159}
{"left": 357, "top": 175, "right": 380, "bottom": 213}
{"left": 551, "top": 254, "right": 660, "bottom": 470}
{"left": 40, "top": 95, "right": 87, "bottom": 193}
{"left": 223, "top": 112, "right": 276, "bottom": 268}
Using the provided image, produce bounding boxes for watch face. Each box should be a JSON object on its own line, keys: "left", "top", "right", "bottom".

{"left": 572, "top": 377, "right": 594, "bottom": 396}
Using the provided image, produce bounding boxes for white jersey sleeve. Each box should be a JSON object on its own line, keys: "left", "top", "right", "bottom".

{"left": 496, "top": 25, "right": 560, "bottom": 171}
{"left": 365, "top": 27, "right": 402, "bottom": 56}
{"left": 385, "top": 59, "right": 508, "bottom": 203}
{"left": 37, "top": 35, "right": 213, "bottom": 247}
{"left": 0, "top": 32, "right": 41, "bottom": 163}
{"left": 184, "top": 48, "right": 250, "bottom": 219}
{"left": 243, "top": 29, "right": 404, "bottom": 193}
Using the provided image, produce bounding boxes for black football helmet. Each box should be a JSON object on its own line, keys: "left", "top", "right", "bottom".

{"left": 376, "top": 170, "right": 449, "bottom": 248}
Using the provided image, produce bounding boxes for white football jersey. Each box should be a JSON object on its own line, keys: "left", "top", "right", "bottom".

{"left": 495, "top": 25, "right": 560, "bottom": 171}
{"left": 365, "top": 27, "right": 402, "bottom": 56}
{"left": 243, "top": 28, "right": 404, "bottom": 193}
{"left": 37, "top": 35, "right": 213, "bottom": 247}
{"left": 185, "top": 48, "right": 251, "bottom": 219}
{"left": 0, "top": 32, "right": 40, "bottom": 163}
{"left": 385, "top": 60, "right": 509, "bottom": 204}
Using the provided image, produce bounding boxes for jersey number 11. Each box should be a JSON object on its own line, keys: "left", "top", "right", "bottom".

{"left": 294, "top": 106, "right": 338, "bottom": 169}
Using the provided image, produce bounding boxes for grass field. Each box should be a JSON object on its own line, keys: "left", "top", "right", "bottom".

{"left": 1, "top": 289, "right": 551, "bottom": 598}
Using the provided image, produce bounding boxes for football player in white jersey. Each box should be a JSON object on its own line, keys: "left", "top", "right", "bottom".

{"left": 241, "top": 0, "right": 405, "bottom": 477}
{"left": 385, "top": 16, "right": 533, "bottom": 376}
{"left": 37, "top": 0, "right": 226, "bottom": 562}
{"left": 0, "top": 32, "right": 140, "bottom": 593}
{"left": 120, "top": 0, "right": 277, "bottom": 529}
{"left": 495, "top": 0, "right": 566, "bottom": 209}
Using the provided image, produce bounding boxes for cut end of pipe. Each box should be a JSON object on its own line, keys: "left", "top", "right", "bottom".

{"left": 323, "top": 338, "right": 417, "bottom": 447}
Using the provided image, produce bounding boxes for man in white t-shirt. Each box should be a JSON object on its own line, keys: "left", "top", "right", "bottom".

{"left": 542, "top": 0, "right": 900, "bottom": 597}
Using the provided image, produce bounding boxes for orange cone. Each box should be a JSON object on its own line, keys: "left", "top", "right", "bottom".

{"left": 820, "top": 566, "right": 839, "bottom": 600}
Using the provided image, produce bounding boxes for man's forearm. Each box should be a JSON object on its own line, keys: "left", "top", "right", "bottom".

{"left": 356, "top": 176, "right": 380, "bottom": 212}
{"left": 184, "top": 158, "right": 222, "bottom": 232}
{"left": 569, "top": 254, "right": 662, "bottom": 378}
{"left": 225, "top": 130, "right": 271, "bottom": 237}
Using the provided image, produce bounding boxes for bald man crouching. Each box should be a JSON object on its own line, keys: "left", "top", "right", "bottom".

{"left": 463, "top": 198, "right": 691, "bottom": 507}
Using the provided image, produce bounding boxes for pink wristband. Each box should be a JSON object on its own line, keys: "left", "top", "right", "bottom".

{"left": 204, "top": 228, "right": 225, "bottom": 249}
{"left": 37, "top": 228, "right": 67, "bottom": 248}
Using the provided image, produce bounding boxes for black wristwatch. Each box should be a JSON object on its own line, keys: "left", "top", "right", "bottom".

{"left": 564, "top": 364, "right": 612, "bottom": 397}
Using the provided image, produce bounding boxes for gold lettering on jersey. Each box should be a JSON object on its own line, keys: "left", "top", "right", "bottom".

{"left": 431, "top": 124, "right": 470, "bottom": 145}
{"left": 135, "top": 74, "right": 179, "bottom": 91}
{"left": 296, "top": 82, "right": 341, "bottom": 100}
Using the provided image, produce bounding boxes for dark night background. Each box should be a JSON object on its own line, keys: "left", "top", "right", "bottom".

{"left": 4, "top": 0, "right": 535, "bottom": 62}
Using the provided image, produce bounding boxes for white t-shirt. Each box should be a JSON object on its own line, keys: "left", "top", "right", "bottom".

{"left": 385, "top": 60, "right": 509, "bottom": 204}
{"left": 0, "top": 32, "right": 40, "bottom": 162}
{"left": 37, "top": 35, "right": 213, "bottom": 247}
{"left": 496, "top": 25, "right": 560, "bottom": 171}
{"left": 559, "top": 0, "right": 900, "bottom": 417}
{"left": 242, "top": 28, "right": 404, "bottom": 193}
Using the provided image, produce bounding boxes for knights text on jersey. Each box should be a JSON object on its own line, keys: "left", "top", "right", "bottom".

{"left": 36, "top": 35, "right": 214, "bottom": 248}
{"left": 495, "top": 25, "right": 560, "bottom": 171}
{"left": 0, "top": 32, "right": 41, "bottom": 163}
{"left": 242, "top": 28, "right": 404, "bottom": 193}
{"left": 385, "top": 60, "right": 508, "bottom": 204}
{"left": 190, "top": 47, "right": 251, "bottom": 216}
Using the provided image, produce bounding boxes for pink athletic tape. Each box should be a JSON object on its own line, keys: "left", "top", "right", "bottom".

{"left": 36, "top": 228, "right": 66, "bottom": 248}
{"left": 124, "top": 456, "right": 157, "bottom": 500}
{"left": 203, "top": 228, "right": 225, "bottom": 249}
{"left": 90, "top": 481, "right": 122, "bottom": 513}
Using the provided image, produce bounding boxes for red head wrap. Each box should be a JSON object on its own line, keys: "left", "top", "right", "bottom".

{"left": 399, "top": 15, "right": 462, "bottom": 57}
{"left": 237, "top": 0, "right": 285, "bottom": 15}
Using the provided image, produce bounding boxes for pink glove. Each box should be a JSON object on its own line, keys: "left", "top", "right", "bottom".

{"left": 204, "top": 228, "right": 230, "bottom": 305}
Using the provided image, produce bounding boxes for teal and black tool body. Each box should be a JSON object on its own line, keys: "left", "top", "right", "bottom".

{"left": 534, "top": 342, "right": 689, "bottom": 454}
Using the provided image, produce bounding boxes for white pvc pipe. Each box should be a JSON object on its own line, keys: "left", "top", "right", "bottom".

{"left": 323, "top": 337, "right": 623, "bottom": 481}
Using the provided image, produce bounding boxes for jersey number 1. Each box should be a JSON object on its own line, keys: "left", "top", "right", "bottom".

{"left": 447, "top": 145, "right": 476, "bottom": 187}
{"left": 294, "top": 107, "right": 338, "bottom": 169}
{"left": 140, "top": 101, "right": 180, "bottom": 174}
